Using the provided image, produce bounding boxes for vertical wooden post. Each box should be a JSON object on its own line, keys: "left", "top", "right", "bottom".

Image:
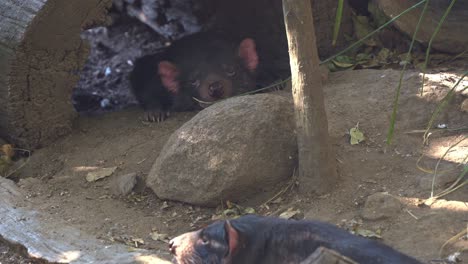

{"left": 282, "top": 0, "right": 337, "bottom": 195}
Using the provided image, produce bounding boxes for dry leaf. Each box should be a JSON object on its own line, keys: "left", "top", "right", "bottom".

{"left": 279, "top": 208, "right": 301, "bottom": 219}
{"left": 150, "top": 231, "right": 169, "bottom": 242}
{"left": 86, "top": 166, "right": 117, "bottom": 182}
{"left": 350, "top": 126, "right": 365, "bottom": 145}
{"left": 353, "top": 227, "right": 382, "bottom": 239}
{"left": 1, "top": 144, "right": 15, "bottom": 159}
{"left": 243, "top": 207, "right": 256, "bottom": 214}
{"left": 131, "top": 238, "right": 145, "bottom": 247}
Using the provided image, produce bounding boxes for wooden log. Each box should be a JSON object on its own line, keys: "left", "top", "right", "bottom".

{"left": 283, "top": 0, "right": 338, "bottom": 195}
{"left": 0, "top": 0, "right": 112, "bottom": 148}
{"left": 370, "top": 0, "right": 468, "bottom": 54}
{"left": 0, "top": 177, "right": 171, "bottom": 263}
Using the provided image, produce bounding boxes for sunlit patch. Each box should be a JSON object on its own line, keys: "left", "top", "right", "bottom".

{"left": 177, "top": 131, "right": 201, "bottom": 144}
{"left": 421, "top": 72, "right": 468, "bottom": 92}
{"left": 429, "top": 200, "right": 468, "bottom": 212}
{"left": 424, "top": 136, "right": 467, "bottom": 164}
{"left": 397, "top": 197, "right": 467, "bottom": 212}
{"left": 419, "top": 72, "right": 468, "bottom": 99}
{"left": 72, "top": 166, "right": 100, "bottom": 172}
{"left": 55, "top": 250, "right": 81, "bottom": 262}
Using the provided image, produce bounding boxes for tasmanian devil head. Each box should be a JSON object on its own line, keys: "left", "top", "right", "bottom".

{"left": 158, "top": 34, "right": 259, "bottom": 107}
{"left": 169, "top": 220, "right": 241, "bottom": 264}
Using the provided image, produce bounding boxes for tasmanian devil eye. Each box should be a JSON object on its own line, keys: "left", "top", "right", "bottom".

{"left": 200, "top": 236, "right": 209, "bottom": 245}
{"left": 223, "top": 64, "right": 236, "bottom": 77}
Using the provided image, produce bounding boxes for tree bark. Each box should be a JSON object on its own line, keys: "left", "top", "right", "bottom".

{"left": 0, "top": 0, "right": 112, "bottom": 148}
{"left": 282, "top": 0, "right": 337, "bottom": 195}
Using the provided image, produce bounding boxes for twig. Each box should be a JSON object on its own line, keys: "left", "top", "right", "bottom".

{"left": 430, "top": 136, "right": 467, "bottom": 197}
{"left": 404, "top": 208, "right": 419, "bottom": 220}
{"left": 5, "top": 148, "right": 31, "bottom": 178}
{"left": 261, "top": 168, "right": 297, "bottom": 208}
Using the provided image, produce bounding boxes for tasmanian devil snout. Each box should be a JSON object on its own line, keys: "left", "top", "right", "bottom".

{"left": 208, "top": 81, "right": 225, "bottom": 98}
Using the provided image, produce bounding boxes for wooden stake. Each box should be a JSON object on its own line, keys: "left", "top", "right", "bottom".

{"left": 282, "top": 0, "right": 338, "bottom": 195}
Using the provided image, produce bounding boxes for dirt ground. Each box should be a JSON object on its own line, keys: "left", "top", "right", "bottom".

{"left": 2, "top": 66, "right": 466, "bottom": 263}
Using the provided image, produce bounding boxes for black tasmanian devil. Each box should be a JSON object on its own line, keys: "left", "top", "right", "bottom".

{"left": 169, "top": 215, "right": 423, "bottom": 264}
{"left": 130, "top": 32, "right": 259, "bottom": 122}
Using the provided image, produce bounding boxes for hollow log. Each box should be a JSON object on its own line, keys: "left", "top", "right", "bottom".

{"left": 0, "top": 0, "right": 112, "bottom": 148}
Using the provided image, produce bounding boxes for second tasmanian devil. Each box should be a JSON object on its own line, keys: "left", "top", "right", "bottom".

{"left": 130, "top": 32, "right": 259, "bottom": 122}
{"left": 169, "top": 215, "right": 423, "bottom": 264}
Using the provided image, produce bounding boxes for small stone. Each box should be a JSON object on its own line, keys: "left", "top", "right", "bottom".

{"left": 361, "top": 192, "right": 402, "bottom": 220}
{"left": 110, "top": 173, "right": 137, "bottom": 196}
{"left": 104, "top": 66, "right": 112, "bottom": 76}
{"left": 100, "top": 98, "right": 111, "bottom": 109}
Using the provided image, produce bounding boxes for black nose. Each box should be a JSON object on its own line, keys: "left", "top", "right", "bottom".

{"left": 209, "top": 81, "right": 224, "bottom": 98}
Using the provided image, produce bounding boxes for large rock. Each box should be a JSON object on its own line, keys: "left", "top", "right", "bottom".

{"left": 147, "top": 94, "right": 297, "bottom": 206}
{"left": 370, "top": 0, "right": 468, "bottom": 54}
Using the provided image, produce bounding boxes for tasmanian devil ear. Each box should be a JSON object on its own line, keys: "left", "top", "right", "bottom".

{"left": 224, "top": 220, "right": 240, "bottom": 256}
{"left": 158, "top": 61, "right": 180, "bottom": 94}
{"left": 238, "top": 38, "right": 259, "bottom": 72}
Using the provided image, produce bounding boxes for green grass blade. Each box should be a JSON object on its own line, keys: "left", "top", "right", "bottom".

{"left": 420, "top": 0, "right": 458, "bottom": 96}
{"left": 332, "top": 0, "right": 344, "bottom": 46}
{"left": 321, "top": 0, "right": 428, "bottom": 65}
{"left": 386, "top": 0, "right": 430, "bottom": 145}
{"left": 430, "top": 136, "right": 467, "bottom": 197}
{"left": 423, "top": 71, "right": 468, "bottom": 144}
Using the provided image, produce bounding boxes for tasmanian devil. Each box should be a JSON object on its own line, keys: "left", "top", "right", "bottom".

{"left": 169, "top": 215, "right": 422, "bottom": 264}
{"left": 130, "top": 32, "right": 259, "bottom": 122}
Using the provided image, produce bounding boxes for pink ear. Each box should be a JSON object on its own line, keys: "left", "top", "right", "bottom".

{"left": 238, "top": 38, "right": 259, "bottom": 72}
{"left": 224, "top": 220, "right": 239, "bottom": 256}
{"left": 158, "top": 61, "right": 180, "bottom": 94}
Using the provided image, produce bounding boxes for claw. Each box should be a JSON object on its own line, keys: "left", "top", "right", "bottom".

{"left": 145, "top": 111, "right": 170, "bottom": 122}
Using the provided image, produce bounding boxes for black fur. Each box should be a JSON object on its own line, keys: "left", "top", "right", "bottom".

{"left": 170, "top": 215, "right": 423, "bottom": 264}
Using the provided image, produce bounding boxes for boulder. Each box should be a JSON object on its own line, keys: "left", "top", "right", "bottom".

{"left": 147, "top": 94, "right": 297, "bottom": 206}
{"left": 370, "top": 0, "right": 468, "bottom": 54}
